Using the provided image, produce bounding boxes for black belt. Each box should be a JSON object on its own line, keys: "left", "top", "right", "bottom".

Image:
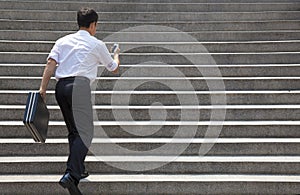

{"left": 59, "top": 76, "right": 90, "bottom": 83}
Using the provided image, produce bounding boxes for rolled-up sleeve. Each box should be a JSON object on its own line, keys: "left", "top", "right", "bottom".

{"left": 106, "top": 60, "right": 118, "bottom": 72}
{"left": 97, "top": 42, "right": 118, "bottom": 72}
{"left": 47, "top": 40, "right": 60, "bottom": 63}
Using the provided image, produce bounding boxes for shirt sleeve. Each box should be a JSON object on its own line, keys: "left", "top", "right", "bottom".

{"left": 47, "top": 40, "right": 60, "bottom": 63}
{"left": 98, "top": 42, "right": 118, "bottom": 72}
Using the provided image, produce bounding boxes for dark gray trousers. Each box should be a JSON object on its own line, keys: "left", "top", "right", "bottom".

{"left": 55, "top": 76, "right": 94, "bottom": 181}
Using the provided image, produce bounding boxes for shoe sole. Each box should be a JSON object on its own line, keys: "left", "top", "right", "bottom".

{"left": 80, "top": 174, "right": 89, "bottom": 180}
{"left": 59, "top": 180, "right": 69, "bottom": 189}
{"left": 59, "top": 180, "right": 82, "bottom": 195}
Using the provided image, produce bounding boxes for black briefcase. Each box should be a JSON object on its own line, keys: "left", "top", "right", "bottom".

{"left": 23, "top": 92, "right": 49, "bottom": 143}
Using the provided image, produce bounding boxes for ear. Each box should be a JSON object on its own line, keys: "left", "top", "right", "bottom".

{"left": 89, "top": 22, "right": 94, "bottom": 29}
{"left": 92, "top": 22, "right": 97, "bottom": 27}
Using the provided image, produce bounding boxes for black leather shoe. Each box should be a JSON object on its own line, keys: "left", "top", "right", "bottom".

{"left": 80, "top": 171, "right": 89, "bottom": 179}
{"left": 59, "top": 173, "right": 82, "bottom": 195}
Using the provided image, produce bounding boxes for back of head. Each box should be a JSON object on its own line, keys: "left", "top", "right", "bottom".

{"left": 77, "top": 8, "right": 98, "bottom": 28}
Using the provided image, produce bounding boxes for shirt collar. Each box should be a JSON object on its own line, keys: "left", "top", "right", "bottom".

{"left": 77, "top": 30, "right": 91, "bottom": 36}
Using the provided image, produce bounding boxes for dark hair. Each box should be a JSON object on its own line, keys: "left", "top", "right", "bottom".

{"left": 77, "top": 7, "right": 98, "bottom": 28}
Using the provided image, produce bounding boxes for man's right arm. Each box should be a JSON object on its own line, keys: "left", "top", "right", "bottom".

{"left": 97, "top": 41, "right": 120, "bottom": 74}
{"left": 112, "top": 48, "right": 120, "bottom": 74}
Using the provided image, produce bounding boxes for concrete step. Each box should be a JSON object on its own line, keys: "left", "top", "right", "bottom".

{"left": 2, "top": 10, "right": 300, "bottom": 21}
{"left": 1, "top": 76, "right": 300, "bottom": 91}
{"left": 2, "top": 64, "right": 300, "bottom": 77}
{"left": 2, "top": 89, "right": 300, "bottom": 105}
{"left": 94, "top": 77, "right": 300, "bottom": 91}
{"left": 1, "top": 0, "right": 299, "bottom": 194}
{"left": 1, "top": 155, "right": 300, "bottom": 175}
{"left": 1, "top": 138, "right": 300, "bottom": 156}
{"left": 2, "top": 0, "right": 300, "bottom": 2}
{"left": 0, "top": 174, "right": 299, "bottom": 194}
{"left": 1, "top": 30, "right": 299, "bottom": 42}
{"left": 2, "top": 41, "right": 300, "bottom": 53}
{"left": 1, "top": 20, "right": 300, "bottom": 31}
{"left": 3, "top": 104, "right": 300, "bottom": 121}
{"left": 1, "top": 2, "right": 299, "bottom": 12}
{"left": 2, "top": 0, "right": 300, "bottom": 3}
{"left": 2, "top": 121, "right": 300, "bottom": 139}
{"left": 1, "top": 52, "right": 300, "bottom": 64}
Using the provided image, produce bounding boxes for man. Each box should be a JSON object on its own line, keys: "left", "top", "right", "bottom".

{"left": 39, "top": 7, "right": 120, "bottom": 194}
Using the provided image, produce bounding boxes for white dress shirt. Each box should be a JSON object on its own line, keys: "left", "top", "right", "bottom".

{"left": 47, "top": 30, "right": 118, "bottom": 82}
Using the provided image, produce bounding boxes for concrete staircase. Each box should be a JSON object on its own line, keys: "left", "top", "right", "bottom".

{"left": 1, "top": 0, "right": 300, "bottom": 194}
